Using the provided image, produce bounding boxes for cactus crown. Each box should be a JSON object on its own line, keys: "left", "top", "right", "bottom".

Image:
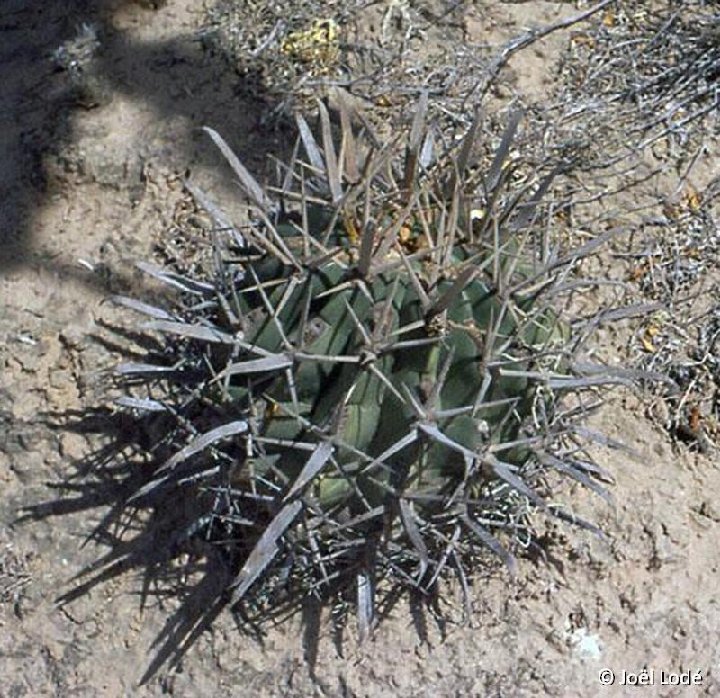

{"left": 113, "top": 96, "right": 609, "bottom": 637}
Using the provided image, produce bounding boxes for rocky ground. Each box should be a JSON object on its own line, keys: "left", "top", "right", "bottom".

{"left": 1, "top": 1, "right": 718, "bottom": 695}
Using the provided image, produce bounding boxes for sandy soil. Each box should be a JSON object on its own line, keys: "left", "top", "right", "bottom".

{"left": 1, "top": 1, "right": 718, "bottom": 695}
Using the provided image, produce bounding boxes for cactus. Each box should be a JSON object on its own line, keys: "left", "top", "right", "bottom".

{"left": 111, "top": 96, "right": 611, "bottom": 637}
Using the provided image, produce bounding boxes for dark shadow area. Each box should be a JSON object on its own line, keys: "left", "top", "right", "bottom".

{"left": 17, "top": 396, "right": 454, "bottom": 683}
{"left": 18, "top": 408, "right": 289, "bottom": 682}
{"left": 1, "top": 0, "right": 289, "bottom": 274}
{"left": 17, "top": 404, "right": 241, "bottom": 682}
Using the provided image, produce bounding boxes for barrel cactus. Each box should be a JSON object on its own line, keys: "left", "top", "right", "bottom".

{"left": 110, "top": 96, "right": 609, "bottom": 640}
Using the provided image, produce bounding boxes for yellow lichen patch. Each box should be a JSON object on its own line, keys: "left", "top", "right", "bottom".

{"left": 602, "top": 10, "right": 616, "bottom": 28}
{"left": 374, "top": 94, "right": 394, "bottom": 108}
{"left": 571, "top": 33, "right": 596, "bottom": 49}
{"left": 640, "top": 323, "right": 661, "bottom": 353}
{"left": 343, "top": 211, "right": 360, "bottom": 246}
{"left": 281, "top": 19, "right": 339, "bottom": 67}
{"left": 663, "top": 186, "right": 702, "bottom": 220}
{"left": 640, "top": 335, "right": 656, "bottom": 354}
{"left": 685, "top": 186, "right": 701, "bottom": 212}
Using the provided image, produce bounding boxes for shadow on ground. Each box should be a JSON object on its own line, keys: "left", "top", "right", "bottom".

{"left": 18, "top": 397, "right": 448, "bottom": 682}
{"left": 0, "top": 0, "right": 287, "bottom": 274}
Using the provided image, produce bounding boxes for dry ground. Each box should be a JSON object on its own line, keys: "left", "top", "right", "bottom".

{"left": 1, "top": 1, "right": 718, "bottom": 695}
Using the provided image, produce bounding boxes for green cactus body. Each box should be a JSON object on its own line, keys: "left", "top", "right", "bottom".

{"left": 114, "top": 108, "right": 610, "bottom": 637}
{"left": 221, "top": 206, "right": 567, "bottom": 524}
